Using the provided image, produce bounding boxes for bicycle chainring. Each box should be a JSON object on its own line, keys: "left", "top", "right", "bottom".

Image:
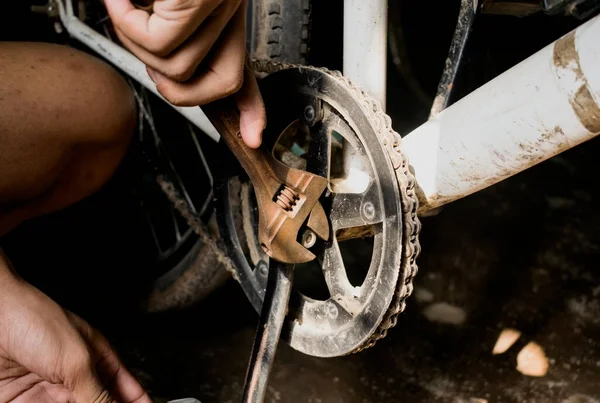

{"left": 213, "top": 61, "right": 421, "bottom": 357}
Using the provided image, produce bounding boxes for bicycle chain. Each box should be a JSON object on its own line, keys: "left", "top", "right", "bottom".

{"left": 156, "top": 176, "right": 241, "bottom": 281}
{"left": 159, "top": 59, "right": 422, "bottom": 354}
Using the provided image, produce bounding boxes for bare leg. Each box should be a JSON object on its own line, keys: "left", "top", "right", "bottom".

{"left": 0, "top": 42, "right": 136, "bottom": 234}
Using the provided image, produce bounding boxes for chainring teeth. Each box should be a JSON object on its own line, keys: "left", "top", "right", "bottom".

{"left": 320, "top": 66, "right": 422, "bottom": 354}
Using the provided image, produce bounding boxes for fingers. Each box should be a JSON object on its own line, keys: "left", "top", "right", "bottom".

{"left": 113, "top": 1, "right": 240, "bottom": 81}
{"left": 68, "top": 360, "right": 117, "bottom": 403}
{"left": 235, "top": 61, "right": 266, "bottom": 148}
{"left": 40, "top": 381, "right": 71, "bottom": 402}
{"left": 68, "top": 313, "right": 152, "bottom": 403}
{"left": 104, "top": 0, "right": 226, "bottom": 56}
{"left": 146, "top": 1, "right": 247, "bottom": 107}
{"left": 106, "top": 0, "right": 266, "bottom": 148}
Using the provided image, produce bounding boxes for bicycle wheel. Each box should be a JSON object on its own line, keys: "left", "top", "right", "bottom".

{"left": 72, "top": 1, "right": 231, "bottom": 312}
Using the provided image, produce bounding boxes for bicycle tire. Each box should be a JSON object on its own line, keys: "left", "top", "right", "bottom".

{"left": 248, "top": 0, "right": 311, "bottom": 64}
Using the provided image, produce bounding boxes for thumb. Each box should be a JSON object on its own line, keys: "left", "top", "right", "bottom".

{"left": 70, "top": 364, "right": 117, "bottom": 403}
{"left": 235, "top": 59, "right": 266, "bottom": 149}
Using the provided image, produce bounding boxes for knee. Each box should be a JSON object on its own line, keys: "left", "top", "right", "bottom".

{"left": 1, "top": 42, "right": 137, "bottom": 148}
{"left": 0, "top": 44, "right": 138, "bottom": 233}
{"left": 58, "top": 45, "right": 137, "bottom": 148}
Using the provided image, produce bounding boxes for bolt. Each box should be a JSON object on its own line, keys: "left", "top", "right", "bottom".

{"left": 303, "top": 105, "right": 315, "bottom": 123}
{"left": 301, "top": 229, "right": 317, "bottom": 249}
{"left": 326, "top": 301, "right": 339, "bottom": 319}
{"left": 363, "top": 202, "right": 375, "bottom": 220}
{"left": 257, "top": 261, "right": 268, "bottom": 277}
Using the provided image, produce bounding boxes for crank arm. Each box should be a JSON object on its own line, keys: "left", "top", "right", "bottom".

{"left": 242, "top": 261, "right": 294, "bottom": 403}
{"left": 203, "top": 99, "right": 330, "bottom": 264}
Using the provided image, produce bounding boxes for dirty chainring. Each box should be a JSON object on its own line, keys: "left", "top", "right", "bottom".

{"left": 161, "top": 60, "right": 421, "bottom": 357}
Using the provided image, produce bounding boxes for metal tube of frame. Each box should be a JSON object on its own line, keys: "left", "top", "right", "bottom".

{"left": 343, "top": 0, "right": 388, "bottom": 109}
{"left": 402, "top": 14, "right": 600, "bottom": 214}
{"left": 56, "top": 0, "right": 220, "bottom": 141}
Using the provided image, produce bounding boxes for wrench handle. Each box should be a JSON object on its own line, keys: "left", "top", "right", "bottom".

{"left": 202, "top": 100, "right": 280, "bottom": 195}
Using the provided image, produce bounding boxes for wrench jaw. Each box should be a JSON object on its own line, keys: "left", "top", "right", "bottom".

{"left": 202, "top": 98, "right": 331, "bottom": 265}
{"left": 257, "top": 169, "right": 330, "bottom": 264}
{"left": 305, "top": 202, "right": 330, "bottom": 242}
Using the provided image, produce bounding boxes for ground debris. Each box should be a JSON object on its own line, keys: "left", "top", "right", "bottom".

{"left": 516, "top": 342, "right": 550, "bottom": 377}
{"left": 423, "top": 302, "right": 467, "bottom": 325}
{"left": 492, "top": 328, "right": 522, "bottom": 355}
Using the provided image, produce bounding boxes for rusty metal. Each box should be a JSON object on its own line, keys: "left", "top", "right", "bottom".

{"left": 202, "top": 100, "right": 330, "bottom": 264}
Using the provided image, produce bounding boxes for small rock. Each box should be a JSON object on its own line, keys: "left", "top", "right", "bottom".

{"left": 415, "top": 288, "right": 435, "bottom": 303}
{"left": 423, "top": 302, "right": 467, "bottom": 325}
{"left": 516, "top": 341, "right": 549, "bottom": 377}
{"left": 492, "top": 328, "right": 522, "bottom": 355}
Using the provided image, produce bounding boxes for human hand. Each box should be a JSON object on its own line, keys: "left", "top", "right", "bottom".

{"left": 0, "top": 253, "right": 151, "bottom": 402}
{"left": 104, "top": 0, "right": 266, "bottom": 148}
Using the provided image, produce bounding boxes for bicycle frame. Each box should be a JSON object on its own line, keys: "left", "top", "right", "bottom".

{"left": 343, "top": 0, "right": 388, "bottom": 109}
{"left": 56, "top": 0, "right": 600, "bottom": 214}
{"left": 404, "top": 15, "right": 600, "bottom": 212}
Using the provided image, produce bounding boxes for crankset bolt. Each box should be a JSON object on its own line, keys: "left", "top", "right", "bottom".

{"left": 301, "top": 229, "right": 317, "bottom": 249}
{"left": 257, "top": 261, "right": 269, "bottom": 277}
{"left": 326, "top": 301, "right": 339, "bottom": 319}
{"left": 304, "top": 105, "right": 315, "bottom": 124}
{"left": 363, "top": 202, "right": 375, "bottom": 220}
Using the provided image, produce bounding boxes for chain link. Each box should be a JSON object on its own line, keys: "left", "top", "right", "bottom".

{"left": 161, "top": 59, "right": 422, "bottom": 353}
{"left": 156, "top": 176, "right": 241, "bottom": 282}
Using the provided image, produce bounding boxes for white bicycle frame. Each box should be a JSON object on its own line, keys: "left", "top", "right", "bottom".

{"left": 56, "top": 0, "right": 600, "bottom": 214}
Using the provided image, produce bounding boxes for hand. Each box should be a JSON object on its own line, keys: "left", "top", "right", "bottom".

{"left": 0, "top": 252, "right": 151, "bottom": 402}
{"left": 104, "top": 0, "right": 266, "bottom": 148}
